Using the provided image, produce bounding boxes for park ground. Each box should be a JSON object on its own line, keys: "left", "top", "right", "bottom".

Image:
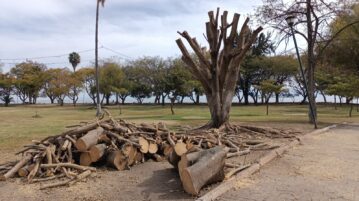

{"left": 0, "top": 104, "right": 358, "bottom": 201}
{"left": 219, "top": 124, "right": 359, "bottom": 201}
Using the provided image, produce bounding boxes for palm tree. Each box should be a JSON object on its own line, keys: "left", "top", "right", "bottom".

{"left": 95, "top": 0, "right": 106, "bottom": 116}
{"left": 68, "top": 52, "right": 81, "bottom": 72}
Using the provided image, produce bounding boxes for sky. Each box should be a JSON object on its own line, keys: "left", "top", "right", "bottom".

{"left": 0, "top": 0, "right": 264, "bottom": 72}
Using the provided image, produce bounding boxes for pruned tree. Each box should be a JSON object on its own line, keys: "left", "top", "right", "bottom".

{"left": 176, "top": 8, "right": 262, "bottom": 128}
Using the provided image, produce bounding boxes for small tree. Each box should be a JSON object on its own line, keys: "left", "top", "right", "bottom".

{"left": 176, "top": 8, "right": 262, "bottom": 128}
{"left": 67, "top": 71, "right": 83, "bottom": 106}
{"left": 257, "top": 80, "right": 284, "bottom": 115}
{"left": 0, "top": 73, "right": 14, "bottom": 107}
{"left": 68, "top": 52, "right": 81, "bottom": 72}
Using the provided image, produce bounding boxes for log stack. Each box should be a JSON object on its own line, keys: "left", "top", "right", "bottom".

{"left": 0, "top": 115, "right": 301, "bottom": 193}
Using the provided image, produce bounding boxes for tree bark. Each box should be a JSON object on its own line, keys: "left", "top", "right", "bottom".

{"left": 75, "top": 127, "right": 104, "bottom": 151}
{"left": 178, "top": 146, "right": 227, "bottom": 195}
{"left": 196, "top": 93, "right": 200, "bottom": 104}
{"left": 306, "top": 0, "right": 317, "bottom": 124}
{"left": 275, "top": 93, "right": 279, "bottom": 104}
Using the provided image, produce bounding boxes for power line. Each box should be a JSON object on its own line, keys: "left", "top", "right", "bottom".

{"left": 0, "top": 47, "right": 99, "bottom": 61}
{"left": 101, "top": 46, "right": 132, "bottom": 60}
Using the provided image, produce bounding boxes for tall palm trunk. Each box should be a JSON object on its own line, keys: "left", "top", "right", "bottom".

{"left": 95, "top": 1, "right": 102, "bottom": 116}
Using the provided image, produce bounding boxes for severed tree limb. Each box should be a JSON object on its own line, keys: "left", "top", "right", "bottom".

{"left": 32, "top": 173, "right": 66, "bottom": 183}
{"left": 40, "top": 163, "right": 96, "bottom": 172}
{"left": 105, "top": 131, "right": 140, "bottom": 148}
{"left": 0, "top": 154, "right": 32, "bottom": 181}
{"left": 226, "top": 149, "right": 250, "bottom": 158}
{"left": 224, "top": 164, "right": 251, "bottom": 179}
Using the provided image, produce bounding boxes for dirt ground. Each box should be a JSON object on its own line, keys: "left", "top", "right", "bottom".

{"left": 219, "top": 124, "right": 359, "bottom": 201}
{"left": 0, "top": 122, "right": 309, "bottom": 201}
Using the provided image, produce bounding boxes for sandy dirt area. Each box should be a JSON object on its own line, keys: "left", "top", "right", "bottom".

{"left": 219, "top": 124, "right": 359, "bottom": 201}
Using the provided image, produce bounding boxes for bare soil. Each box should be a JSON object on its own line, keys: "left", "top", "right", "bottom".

{"left": 219, "top": 124, "right": 359, "bottom": 201}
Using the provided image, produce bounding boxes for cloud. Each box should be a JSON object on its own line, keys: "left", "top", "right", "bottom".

{"left": 0, "top": 0, "right": 263, "bottom": 72}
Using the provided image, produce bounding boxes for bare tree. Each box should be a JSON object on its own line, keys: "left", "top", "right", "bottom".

{"left": 176, "top": 8, "right": 262, "bottom": 128}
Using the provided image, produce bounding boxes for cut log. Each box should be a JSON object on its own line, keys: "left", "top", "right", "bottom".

{"left": 106, "top": 150, "right": 127, "bottom": 171}
{"left": 80, "top": 152, "right": 92, "bottom": 166}
{"left": 89, "top": 144, "right": 106, "bottom": 162}
{"left": 17, "top": 164, "right": 35, "bottom": 177}
{"left": 179, "top": 146, "right": 228, "bottom": 195}
{"left": 138, "top": 137, "right": 149, "bottom": 153}
{"left": 122, "top": 144, "right": 137, "bottom": 166}
{"left": 98, "top": 134, "right": 111, "bottom": 144}
{"left": 162, "top": 143, "right": 172, "bottom": 157}
{"left": 148, "top": 143, "right": 158, "bottom": 154}
{"left": 174, "top": 140, "right": 188, "bottom": 156}
{"left": 1, "top": 154, "right": 32, "bottom": 181}
{"left": 75, "top": 127, "right": 104, "bottom": 152}
{"left": 167, "top": 148, "right": 181, "bottom": 169}
{"left": 61, "top": 140, "right": 70, "bottom": 151}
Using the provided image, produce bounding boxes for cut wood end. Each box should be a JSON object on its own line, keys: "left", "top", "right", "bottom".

{"left": 174, "top": 141, "right": 188, "bottom": 156}
{"left": 138, "top": 137, "right": 149, "bottom": 153}
{"left": 148, "top": 143, "right": 158, "bottom": 154}
{"left": 181, "top": 168, "right": 197, "bottom": 195}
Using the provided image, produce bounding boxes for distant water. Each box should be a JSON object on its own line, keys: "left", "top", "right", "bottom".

{"left": 6, "top": 92, "right": 351, "bottom": 105}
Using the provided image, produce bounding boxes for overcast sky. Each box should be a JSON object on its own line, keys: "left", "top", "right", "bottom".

{"left": 0, "top": 0, "right": 265, "bottom": 72}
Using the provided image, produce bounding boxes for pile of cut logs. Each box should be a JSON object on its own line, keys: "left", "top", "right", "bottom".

{"left": 0, "top": 116, "right": 301, "bottom": 193}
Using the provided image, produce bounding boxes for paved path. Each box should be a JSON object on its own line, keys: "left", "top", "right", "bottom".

{"left": 219, "top": 124, "right": 359, "bottom": 201}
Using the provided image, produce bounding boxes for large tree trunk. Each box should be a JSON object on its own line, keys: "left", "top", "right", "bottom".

{"left": 176, "top": 9, "right": 262, "bottom": 128}
{"left": 196, "top": 93, "right": 200, "bottom": 104}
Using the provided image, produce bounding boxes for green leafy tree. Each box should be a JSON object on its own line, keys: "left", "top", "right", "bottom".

{"left": 43, "top": 68, "right": 72, "bottom": 106}
{"left": 166, "top": 58, "right": 194, "bottom": 114}
{"left": 99, "top": 62, "right": 125, "bottom": 105}
{"left": 0, "top": 73, "right": 14, "bottom": 106}
{"left": 124, "top": 64, "right": 152, "bottom": 104}
{"left": 67, "top": 71, "right": 84, "bottom": 106}
{"left": 326, "top": 74, "right": 359, "bottom": 117}
{"left": 77, "top": 67, "right": 97, "bottom": 105}
{"left": 10, "top": 61, "right": 47, "bottom": 104}
{"left": 257, "top": 80, "right": 284, "bottom": 115}
{"left": 240, "top": 33, "right": 275, "bottom": 104}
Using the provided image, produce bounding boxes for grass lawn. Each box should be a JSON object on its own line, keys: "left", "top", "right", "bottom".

{"left": 0, "top": 103, "right": 358, "bottom": 153}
